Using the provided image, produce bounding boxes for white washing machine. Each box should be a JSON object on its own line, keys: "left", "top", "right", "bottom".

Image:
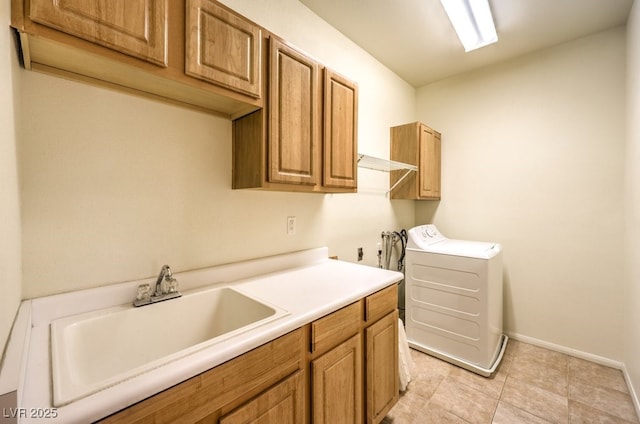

{"left": 405, "top": 224, "right": 507, "bottom": 376}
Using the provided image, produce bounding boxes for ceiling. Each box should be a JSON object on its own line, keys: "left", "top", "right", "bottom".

{"left": 298, "top": 0, "right": 634, "bottom": 87}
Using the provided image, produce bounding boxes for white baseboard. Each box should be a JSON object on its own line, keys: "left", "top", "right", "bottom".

{"left": 506, "top": 332, "right": 623, "bottom": 368}
{"left": 621, "top": 362, "right": 640, "bottom": 421}
{"left": 506, "top": 332, "right": 640, "bottom": 418}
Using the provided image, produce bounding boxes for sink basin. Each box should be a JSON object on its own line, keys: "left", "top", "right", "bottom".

{"left": 50, "top": 286, "right": 288, "bottom": 406}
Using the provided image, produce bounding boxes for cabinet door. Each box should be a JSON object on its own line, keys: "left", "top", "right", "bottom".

{"left": 185, "top": 0, "right": 262, "bottom": 98}
{"left": 418, "top": 125, "right": 441, "bottom": 199}
{"left": 366, "top": 310, "right": 399, "bottom": 424}
{"left": 220, "top": 371, "right": 305, "bottom": 424}
{"left": 323, "top": 69, "right": 358, "bottom": 190}
{"left": 390, "top": 122, "right": 442, "bottom": 200}
{"left": 29, "top": 0, "right": 168, "bottom": 66}
{"left": 268, "top": 38, "right": 320, "bottom": 186}
{"left": 311, "top": 334, "right": 363, "bottom": 424}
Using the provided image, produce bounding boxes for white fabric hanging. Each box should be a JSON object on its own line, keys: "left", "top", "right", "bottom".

{"left": 398, "top": 318, "right": 413, "bottom": 391}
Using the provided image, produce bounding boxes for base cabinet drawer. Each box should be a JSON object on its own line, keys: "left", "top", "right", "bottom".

{"left": 220, "top": 371, "right": 305, "bottom": 424}
{"left": 365, "top": 284, "right": 397, "bottom": 323}
{"left": 311, "top": 301, "right": 362, "bottom": 354}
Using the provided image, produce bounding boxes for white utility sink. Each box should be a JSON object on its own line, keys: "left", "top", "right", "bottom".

{"left": 50, "top": 286, "right": 288, "bottom": 406}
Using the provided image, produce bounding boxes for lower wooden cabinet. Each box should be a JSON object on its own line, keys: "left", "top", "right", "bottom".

{"left": 96, "top": 285, "right": 399, "bottom": 424}
{"left": 97, "top": 328, "right": 305, "bottom": 424}
{"left": 310, "top": 284, "right": 399, "bottom": 424}
{"left": 311, "top": 334, "right": 363, "bottom": 424}
{"left": 366, "top": 310, "right": 399, "bottom": 423}
{"left": 220, "top": 370, "right": 305, "bottom": 424}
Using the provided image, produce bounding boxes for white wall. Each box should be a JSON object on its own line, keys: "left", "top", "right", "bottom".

{"left": 416, "top": 28, "right": 626, "bottom": 360}
{"left": 10, "top": 0, "right": 635, "bottom": 387}
{"left": 624, "top": 0, "right": 640, "bottom": 406}
{"left": 0, "top": 2, "right": 23, "bottom": 354}
{"left": 18, "top": 0, "right": 416, "bottom": 298}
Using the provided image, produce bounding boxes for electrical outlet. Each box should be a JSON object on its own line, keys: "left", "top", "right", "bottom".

{"left": 287, "top": 216, "right": 296, "bottom": 235}
{"left": 357, "top": 247, "right": 363, "bottom": 261}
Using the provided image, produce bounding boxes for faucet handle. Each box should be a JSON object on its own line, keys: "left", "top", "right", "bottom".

{"left": 165, "top": 277, "right": 179, "bottom": 294}
{"left": 159, "top": 275, "right": 179, "bottom": 295}
{"left": 135, "top": 284, "right": 152, "bottom": 302}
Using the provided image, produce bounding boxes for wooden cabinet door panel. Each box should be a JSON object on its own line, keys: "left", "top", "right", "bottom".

{"left": 186, "top": 0, "right": 262, "bottom": 98}
{"left": 366, "top": 311, "right": 399, "bottom": 424}
{"left": 220, "top": 371, "right": 304, "bottom": 424}
{"left": 311, "top": 334, "right": 363, "bottom": 424}
{"left": 268, "top": 38, "right": 320, "bottom": 186}
{"left": 323, "top": 69, "right": 358, "bottom": 189}
{"left": 418, "top": 126, "right": 441, "bottom": 199}
{"left": 29, "top": 0, "right": 168, "bottom": 66}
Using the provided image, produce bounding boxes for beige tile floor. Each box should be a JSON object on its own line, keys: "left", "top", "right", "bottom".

{"left": 384, "top": 340, "right": 639, "bottom": 423}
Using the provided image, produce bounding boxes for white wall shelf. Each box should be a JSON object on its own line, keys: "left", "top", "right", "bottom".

{"left": 357, "top": 154, "right": 417, "bottom": 193}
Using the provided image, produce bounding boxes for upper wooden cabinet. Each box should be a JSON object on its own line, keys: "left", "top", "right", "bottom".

{"left": 29, "top": 0, "right": 168, "bottom": 66}
{"left": 185, "top": 0, "right": 262, "bottom": 98}
{"left": 323, "top": 69, "right": 358, "bottom": 190}
{"left": 11, "top": 0, "right": 263, "bottom": 117}
{"left": 13, "top": 0, "right": 359, "bottom": 192}
{"left": 268, "top": 38, "right": 321, "bottom": 186}
{"left": 390, "top": 122, "right": 442, "bottom": 200}
{"left": 233, "top": 37, "right": 358, "bottom": 193}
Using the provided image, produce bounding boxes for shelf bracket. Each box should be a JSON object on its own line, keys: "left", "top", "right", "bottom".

{"left": 388, "top": 168, "right": 413, "bottom": 193}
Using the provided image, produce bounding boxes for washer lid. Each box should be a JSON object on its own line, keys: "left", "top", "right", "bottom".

{"left": 407, "top": 224, "right": 501, "bottom": 259}
{"left": 416, "top": 239, "right": 501, "bottom": 259}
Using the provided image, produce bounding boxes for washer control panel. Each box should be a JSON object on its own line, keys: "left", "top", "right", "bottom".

{"left": 421, "top": 225, "right": 438, "bottom": 238}
{"left": 408, "top": 224, "right": 446, "bottom": 249}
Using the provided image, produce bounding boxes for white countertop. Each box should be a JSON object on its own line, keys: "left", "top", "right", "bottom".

{"left": 2, "top": 248, "right": 403, "bottom": 423}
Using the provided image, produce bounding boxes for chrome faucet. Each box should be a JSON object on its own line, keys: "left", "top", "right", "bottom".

{"left": 155, "top": 264, "right": 174, "bottom": 296}
{"left": 133, "top": 264, "right": 182, "bottom": 307}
